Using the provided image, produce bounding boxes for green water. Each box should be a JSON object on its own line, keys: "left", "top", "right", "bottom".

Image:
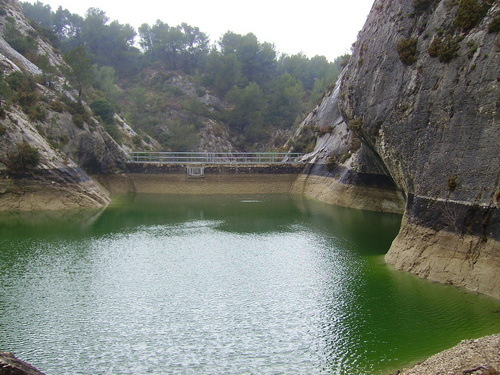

{"left": 0, "top": 194, "right": 499, "bottom": 375}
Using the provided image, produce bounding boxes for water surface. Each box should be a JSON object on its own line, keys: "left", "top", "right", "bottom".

{"left": 0, "top": 194, "right": 499, "bottom": 374}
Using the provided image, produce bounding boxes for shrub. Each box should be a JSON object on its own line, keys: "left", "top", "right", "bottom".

{"left": 428, "top": 36, "right": 460, "bottom": 62}
{"left": 3, "top": 17, "right": 38, "bottom": 56}
{"left": 49, "top": 100, "right": 64, "bottom": 113}
{"left": 90, "top": 98, "right": 115, "bottom": 125}
{"left": 325, "top": 154, "right": 338, "bottom": 171}
{"left": 413, "top": 0, "right": 437, "bottom": 13}
{"left": 397, "top": 38, "right": 418, "bottom": 65}
{"left": 339, "top": 152, "right": 352, "bottom": 164}
{"left": 316, "top": 125, "right": 334, "bottom": 135}
{"left": 132, "top": 134, "right": 142, "bottom": 146}
{"left": 67, "top": 101, "right": 91, "bottom": 123}
{"left": 6, "top": 142, "right": 40, "bottom": 173}
{"left": 348, "top": 117, "right": 363, "bottom": 131}
{"left": 0, "top": 123, "right": 5, "bottom": 136}
{"left": 27, "top": 104, "right": 46, "bottom": 122}
{"left": 105, "top": 123, "right": 123, "bottom": 143}
{"left": 467, "top": 41, "right": 478, "bottom": 58}
{"left": 453, "top": 0, "right": 490, "bottom": 31}
{"left": 289, "top": 126, "right": 316, "bottom": 153}
{"left": 72, "top": 114, "right": 84, "bottom": 128}
{"left": 448, "top": 175, "right": 458, "bottom": 192}
{"left": 489, "top": 17, "right": 500, "bottom": 33}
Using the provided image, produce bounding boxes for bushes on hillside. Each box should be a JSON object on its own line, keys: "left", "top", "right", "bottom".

{"left": 453, "top": 0, "right": 492, "bottom": 32}
{"left": 428, "top": 36, "right": 460, "bottom": 63}
{"left": 397, "top": 38, "right": 418, "bottom": 65}
{"left": 5, "top": 142, "right": 40, "bottom": 173}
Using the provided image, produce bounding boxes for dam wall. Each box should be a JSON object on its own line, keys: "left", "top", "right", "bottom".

{"left": 95, "top": 163, "right": 304, "bottom": 195}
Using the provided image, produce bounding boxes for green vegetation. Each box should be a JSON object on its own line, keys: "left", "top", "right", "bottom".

{"left": 397, "top": 38, "right": 418, "bottom": 65}
{"left": 2, "top": 71, "right": 45, "bottom": 121}
{"left": 448, "top": 175, "right": 459, "bottom": 192}
{"left": 488, "top": 15, "right": 500, "bottom": 33}
{"left": 428, "top": 36, "right": 460, "bottom": 63}
{"left": 288, "top": 125, "right": 316, "bottom": 153}
{"left": 348, "top": 117, "right": 363, "bottom": 132}
{"left": 325, "top": 154, "right": 337, "bottom": 171}
{"left": 90, "top": 98, "right": 115, "bottom": 125}
{"left": 412, "top": 0, "right": 438, "bottom": 14}
{"left": 19, "top": 1, "right": 347, "bottom": 151}
{"left": 3, "top": 16, "right": 38, "bottom": 57}
{"left": 453, "top": 0, "right": 492, "bottom": 32}
{"left": 5, "top": 142, "right": 40, "bottom": 173}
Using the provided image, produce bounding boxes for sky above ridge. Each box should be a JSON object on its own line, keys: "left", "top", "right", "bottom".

{"left": 24, "top": 0, "right": 375, "bottom": 62}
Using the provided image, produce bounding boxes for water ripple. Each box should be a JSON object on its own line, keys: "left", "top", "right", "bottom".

{"left": 1, "top": 196, "right": 499, "bottom": 375}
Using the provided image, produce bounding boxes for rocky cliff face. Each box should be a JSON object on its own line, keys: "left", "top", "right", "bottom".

{"left": 295, "top": 0, "right": 499, "bottom": 298}
{"left": 290, "top": 76, "right": 406, "bottom": 214}
{"left": 0, "top": 0, "right": 130, "bottom": 210}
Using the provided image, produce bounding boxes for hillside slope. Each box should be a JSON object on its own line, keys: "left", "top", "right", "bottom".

{"left": 0, "top": 0, "right": 130, "bottom": 210}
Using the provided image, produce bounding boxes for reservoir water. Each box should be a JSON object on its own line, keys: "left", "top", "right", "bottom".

{"left": 0, "top": 194, "right": 499, "bottom": 374}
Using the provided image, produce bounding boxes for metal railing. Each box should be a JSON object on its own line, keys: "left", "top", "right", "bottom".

{"left": 129, "top": 152, "right": 304, "bottom": 164}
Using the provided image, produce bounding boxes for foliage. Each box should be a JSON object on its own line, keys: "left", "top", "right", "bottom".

{"left": 428, "top": 35, "right": 460, "bottom": 62}
{"left": 6, "top": 142, "right": 40, "bottom": 173}
{"left": 453, "top": 0, "right": 491, "bottom": 31}
{"left": 325, "top": 154, "right": 337, "bottom": 171}
{"left": 63, "top": 46, "right": 93, "bottom": 98}
{"left": 162, "top": 119, "right": 200, "bottom": 151}
{"left": 90, "top": 97, "right": 115, "bottom": 124}
{"left": 226, "top": 82, "right": 266, "bottom": 134}
{"left": 139, "top": 21, "right": 209, "bottom": 74}
{"left": 3, "top": 16, "right": 39, "bottom": 56}
{"left": 412, "top": 0, "right": 438, "bottom": 13}
{"left": 397, "top": 38, "right": 418, "bottom": 65}
{"left": 289, "top": 125, "right": 316, "bottom": 153}
{"left": 104, "top": 122, "right": 122, "bottom": 143}
{"left": 488, "top": 16, "right": 500, "bottom": 33}
{"left": 49, "top": 100, "right": 64, "bottom": 112}
{"left": 26, "top": 104, "right": 46, "bottom": 122}
{"left": 92, "top": 65, "right": 121, "bottom": 107}
{"left": 72, "top": 114, "right": 84, "bottom": 128}
{"left": 5, "top": 71, "right": 42, "bottom": 117}
{"left": 20, "top": 1, "right": 346, "bottom": 150}
{"left": 348, "top": 117, "right": 363, "bottom": 132}
{"left": 266, "top": 73, "right": 304, "bottom": 129}
{"left": 67, "top": 101, "right": 91, "bottom": 128}
{"left": 448, "top": 175, "right": 459, "bottom": 192}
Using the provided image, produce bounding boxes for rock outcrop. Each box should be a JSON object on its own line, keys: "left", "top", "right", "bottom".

{"left": 0, "top": 352, "right": 46, "bottom": 375}
{"left": 290, "top": 78, "right": 406, "bottom": 214}
{"left": 294, "top": 0, "right": 499, "bottom": 299}
{"left": 0, "top": 0, "right": 129, "bottom": 210}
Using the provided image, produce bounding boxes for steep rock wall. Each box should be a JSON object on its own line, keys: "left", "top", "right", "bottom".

{"left": 337, "top": 0, "right": 500, "bottom": 298}
{"left": 290, "top": 78, "right": 406, "bottom": 214}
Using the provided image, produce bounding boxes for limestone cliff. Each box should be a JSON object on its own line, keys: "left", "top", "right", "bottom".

{"left": 0, "top": 0, "right": 129, "bottom": 210}
{"left": 289, "top": 76, "right": 406, "bottom": 214}
{"left": 294, "top": 0, "right": 500, "bottom": 299}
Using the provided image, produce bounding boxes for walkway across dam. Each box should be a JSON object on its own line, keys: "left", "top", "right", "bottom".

{"left": 129, "top": 152, "right": 304, "bottom": 165}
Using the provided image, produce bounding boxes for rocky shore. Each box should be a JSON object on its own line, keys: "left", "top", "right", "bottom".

{"left": 398, "top": 334, "right": 500, "bottom": 375}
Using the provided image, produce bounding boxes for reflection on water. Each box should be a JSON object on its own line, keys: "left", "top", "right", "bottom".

{"left": 0, "top": 194, "right": 499, "bottom": 375}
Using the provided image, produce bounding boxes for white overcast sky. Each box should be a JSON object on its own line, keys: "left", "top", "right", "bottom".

{"left": 25, "top": 0, "right": 375, "bottom": 62}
